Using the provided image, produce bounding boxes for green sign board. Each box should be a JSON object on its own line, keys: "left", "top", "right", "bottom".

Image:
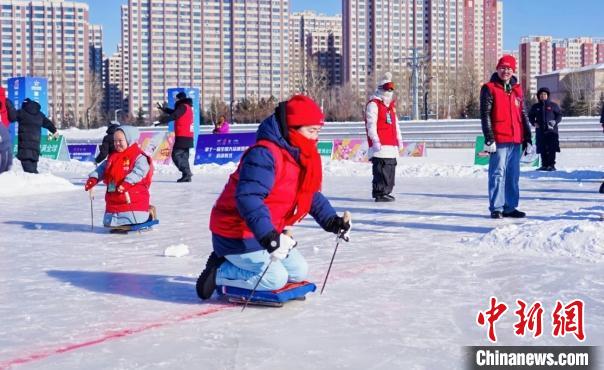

{"left": 474, "top": 135, "right": 539, "bottom": 167}
{"left": 317, "top": 141, "right": 333, "bottom": 158}
{"left": 12, "top": 134, "right": 70, "bottom": 161}
{"left": 473, "top": 136, "right": 490, "bottom": 166}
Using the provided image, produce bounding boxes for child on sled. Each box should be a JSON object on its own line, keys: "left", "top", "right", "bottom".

{"left": 84, "top": 125, "right": 156, "bottom": 230}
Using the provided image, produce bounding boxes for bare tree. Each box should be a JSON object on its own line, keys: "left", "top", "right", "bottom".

{"left": 561, "top": 70, "right": 595, "bottom": 115}
{"left": 85, "top": 72, "right": 105, "bottom": 129}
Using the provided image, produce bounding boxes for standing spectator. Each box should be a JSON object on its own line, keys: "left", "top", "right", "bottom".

{"left": 14, "top": 98, "right": 58, "bottom": 174}
{"left": 599, "top": 104, "right": 604, "bottom": 193}
{"left": 212, "top": 115, "right": 230, "bottom": 134}
{"left": 480, "top": 55, "right": 532, "bottom": 219}
{"left": 157, "top": 91, "right": 194, "bottom": 182}
{"left": 95, "top": 123, "right": 120, "bottom": 164}
{"left": 0, "top": 85, "right": 16, "bottom": 174}
{"left": 364, "top": 72, "right": 402, "bottom": 202}
{"left": 528, "top": 87, "right": 562, "bottom": 171}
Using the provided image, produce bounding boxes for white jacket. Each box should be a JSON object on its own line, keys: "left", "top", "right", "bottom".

{"left": 365, "top": 92, "right": 403, "bottom": 159}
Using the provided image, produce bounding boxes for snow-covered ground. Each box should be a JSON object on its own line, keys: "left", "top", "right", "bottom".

{"left": 0, "top": 148, "right": 603, "bottom": 370}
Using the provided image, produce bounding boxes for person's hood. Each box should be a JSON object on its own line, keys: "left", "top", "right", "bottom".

{"left": 22, "top": 99, "right": 41, "bottom": 115}
{"left": 115, "top": 125, "right": 140, "bottom": 146}
{"left": 369, "top": 88, "right": 395, "bottom": 106}
{"left": 175, "top": 98, "right": 193, "bottom": 107}
{"left": 106, "top": 123, "right": 120, "bottom": 134}
{"left": 489, "top": 72, "right": 519, "bottom": 86}
{"left": 537, "top": 87, "right": 551, "bottom": 101}
{"left": 256, "top": 114, "right": 299, "bottom": 161}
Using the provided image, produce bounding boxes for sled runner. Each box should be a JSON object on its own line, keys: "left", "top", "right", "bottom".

{"left": 217, "top": 281, "right": 316, "bottom": 307}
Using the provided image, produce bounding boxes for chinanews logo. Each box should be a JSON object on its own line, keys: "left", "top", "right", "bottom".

{"left": 476, "top": 296, "right": 586, "bottom": 342}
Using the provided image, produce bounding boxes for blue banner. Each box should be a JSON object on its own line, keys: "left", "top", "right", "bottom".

{"left": 68, "top": 144, "right": 98, "bottom": 162}
{"left": 167, "top": 87, "right": 200, "bottom": 147}
{"left": 8, "top": 77, "right": 49, "bottom": 135}
{"left": 194, "top": 133, "right": 256, "bottom": 165}
{"left": 7, "top": 77, "right": 48, "bottom": 114}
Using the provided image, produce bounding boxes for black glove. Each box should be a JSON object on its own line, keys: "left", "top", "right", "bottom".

{"left": 326, "top": 215, "right": 351, "bottom": 236}
{"left": 259, "top": 230, "right": 280, "bottom": 253}
{"left": 155, "top": 102, "right": 168, "bottom": 112}
{"left": 522, "top": 139, "right": 532, "bottom": 153}
{"left": 547, "top": 120, "right": 557, "bottom": 130}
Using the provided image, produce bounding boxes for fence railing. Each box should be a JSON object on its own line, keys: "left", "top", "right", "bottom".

{"left": 93, "top": 117, "right": 604, "bottom": 148}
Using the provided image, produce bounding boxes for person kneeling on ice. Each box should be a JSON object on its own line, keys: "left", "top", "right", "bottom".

{"left": 196, "top": 95, "right": 352, "bottom": 300}
{"left": 84, "top": 126, "right": 156, "bottom": 229}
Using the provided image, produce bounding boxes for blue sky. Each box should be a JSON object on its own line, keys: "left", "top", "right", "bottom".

{"left": 85, "top": 0, "right": 603, "bottom": 54}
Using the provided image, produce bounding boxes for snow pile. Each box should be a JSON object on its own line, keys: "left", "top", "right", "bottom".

{"left": 60, "top": 126, "right": 108, "bottom": 141}
{"left": 323, "top": 160, "right": 488, "bottom": 178}
{"left": 0, "top": 170, "right": 78, "bottom": 198}
{"left": 38, "top": 158, "right": 96, "bottom": 176}
{"left": 163, "top": 244, "right": 190, "bottom": 257}
{"left": 466, "top": 206, "right": 604, "bottom": 262}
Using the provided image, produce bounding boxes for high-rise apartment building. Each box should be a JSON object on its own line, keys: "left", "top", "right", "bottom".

{"left": 342, "top": 0, "right": 500, "bottom": 115}
{"left": 520, "top": 36, "right": 604, "bottom": 97}
{"left": 0, "top": 0, "right": 100, "bottom": 126}
{"left": 104, "top": 45, "right": 124, "bottom": 115}
{"left": 290, "top": 11, "right": 342, "bottom": 91}
{"left": 463, "top": 0, "right": 503, "bottom": 81}
{"left": 120, "top": 0, "right": 290, "bottom": 120}
{"left": 519, "top": 36, "right": 553, "bottom": 97}
{"left": 343, "top": 0, "right": 425, "bottom": 99}
{"left": 89, "top": 24, "right": 103, "bottom": 78}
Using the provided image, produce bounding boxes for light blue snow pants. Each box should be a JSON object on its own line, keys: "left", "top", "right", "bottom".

{"left": 488, "top": 143, "right": 521, "bottom": 213}
{"left": 215, "top": 249, "right": 308, "bottom": 291}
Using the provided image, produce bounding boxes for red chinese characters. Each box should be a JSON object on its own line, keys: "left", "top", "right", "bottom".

{"left": 552, "top": 299, "right": 585, "bottom": 341}
{"left": 477, "top": 298, "right": 586, "bottom": 342}
{"left": 477, "top": 297, "right": 508, "bottom": 342}
{"left": 514, "top": 299, "right": 544, "bottom": 338}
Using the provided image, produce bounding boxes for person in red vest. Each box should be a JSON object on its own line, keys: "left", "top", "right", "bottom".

{"left": 0, "top": 85, "right": 16, "bottom": 174}
{"left": 480, "top": 55, "right": 532, "bottom": 219}
{"left": 364, "top": 72, "right": 403, "bottom": 202}
{"left": 600, "top": 104, "right": 604, "bottom": 193}
{"left": 157, "top": 91, "right": 194, "bottom": 182}
{"left": 195, "top": 95, "right": 352, "bottom": 300}
{"left": 84, "top": 126, "right": 155, "bottom": 230}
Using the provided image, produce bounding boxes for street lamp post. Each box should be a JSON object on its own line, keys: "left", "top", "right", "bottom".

{"left": 113, "top": 109, "right": 122, "bottom": 125}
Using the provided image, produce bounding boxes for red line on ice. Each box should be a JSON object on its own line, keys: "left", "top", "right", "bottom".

{"left": 0, "top": 304, "right": 233, "bottom": 369}
{"left": 0, "top": 260, "right": 394, "bottom": 369}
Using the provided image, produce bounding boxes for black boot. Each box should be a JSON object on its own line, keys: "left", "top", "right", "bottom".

{"left": 196, "top": 252, "right": 225, "bottom": 300}
{"left": 177, "top": 173, "right": 192, "bottom": 183}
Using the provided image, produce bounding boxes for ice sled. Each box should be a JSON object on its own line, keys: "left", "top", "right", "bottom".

{"left": 109, "top": 219, "right": 159, "bottom": 234}
{"left": 217, "top": 281, "right": 316, "bottom": 307}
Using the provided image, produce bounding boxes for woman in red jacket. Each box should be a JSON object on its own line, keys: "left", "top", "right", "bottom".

{"left": 84, "top": 126, "right": 155, "bottom": 230}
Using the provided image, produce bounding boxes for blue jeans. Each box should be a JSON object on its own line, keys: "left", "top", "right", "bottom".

{"left": 488, "top": 143, "right": 521, "bottom": 213}
{"left": 215, "top": 248, "right": 308, "bottom": 291}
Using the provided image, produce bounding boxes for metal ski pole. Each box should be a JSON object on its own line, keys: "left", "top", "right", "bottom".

{"left": 320, "top": 211, "right": 351, "bottom": 295}
{"left": 124, "top": 191, "right": 139, "bottom": 225}
{"left": 88, "top": 189, "right": 94, "bottom": 231}
{"left": 241, "top": 258, "right": 273, "bottom": 312}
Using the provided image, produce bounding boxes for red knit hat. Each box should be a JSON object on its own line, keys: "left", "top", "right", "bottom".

{"left": 496, "top": 54, "right": 517, "bottom": 72}
{"left": 286, "top": 95, "right": 324, "bottom": 127}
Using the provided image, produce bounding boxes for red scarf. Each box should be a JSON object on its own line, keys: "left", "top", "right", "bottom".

{"left": 285, "top": 128, "right": 323, "bottom": 224}
{"left": 104, "top": 143, "right": 141, "bottom": 185}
